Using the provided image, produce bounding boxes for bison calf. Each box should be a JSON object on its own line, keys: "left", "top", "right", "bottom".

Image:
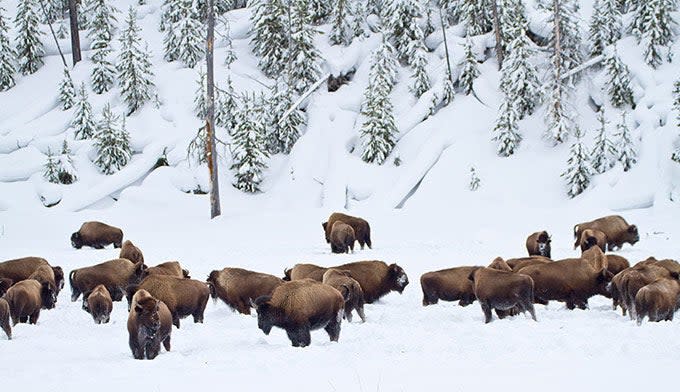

{"left": 323, "top": 212, "right": 372, "bottom": 249}
{"left": 0, "top": 298, "right": 10, "bottom": 339}
{"left": 71, "top": 221, "right": 123, "bottom": 249}
{"left": 84, "top": 284, "right": 113, "bottom": 324}
{"left": 526, "top": 231, "right": 551, "bottom": 258}
{"left": 322, "top": 269, "right": 366, "bottom": 322}
{"left": 330, "top": 221, "right": 355, "bottom": 254}
{"left": 206, "top": 267, "right": 283, "bottom": 315}
{"left": 5, "top": 279, "right": 56, "bottom": 325}
{"left": 420, "top": 266, "right": 479, "bottom": 307}
{"left": 469, "top": 261, "right": 536, "bottom": 324}
{"left": 127, "top": 289, "right": 172, "bottom": 360}
{"left": 119, "top": 240, "right": 144, "bottom": 264}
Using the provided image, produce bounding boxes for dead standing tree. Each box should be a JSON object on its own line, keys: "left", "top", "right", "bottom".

{"left": 206, "top": 0, "right": 221, "bottom": 218}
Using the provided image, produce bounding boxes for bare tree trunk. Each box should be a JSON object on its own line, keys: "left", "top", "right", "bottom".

{"left": 439, "top": 7, "right": 453, "bottom": 82}
{"left": 68, "top": 0, "right": 81, "bottom": 65}
{"left": 38, "top": 0, "right": 68, "bottom": 67}
{"left": 491, "top": 0, "right": 503, "bottom": 69}
{"left": 206, "top": 0, "right": 221, "bottom": 218}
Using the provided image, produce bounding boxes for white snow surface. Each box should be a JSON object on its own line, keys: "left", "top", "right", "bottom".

{"left": 1, "top": 0, "right": 680, "bottom": 390}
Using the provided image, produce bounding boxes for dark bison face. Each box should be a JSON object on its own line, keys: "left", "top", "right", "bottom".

{"left": 596, "top": 270, "right": 615, "bottom": 298}
{"left": 135, "top": 299, "right": 162, "bottom": 338}
{"left": 537, "top": 232, "right": 551, "bottom": 257}
{"left": 627, "top": 225, "right": 639, "bottom": 245}
{"left": 71, "top": 232, "right": 82, "bottom": 249}
{"left": 254, "top": 296, "right": 274, "bottom": 335}
{"left": 206, "top": 271, "right": 219, "bottom": 298}
{"left": 52, "top": 266, "right": 65, "bottom": 292}
{"left": 322, "top": 222, "right": 330, "bottom": 242}
{"left": 389, "top": 264, "right": 409, "bottom": 293}
{"left": 582, "top": 236, "right": 598, "bottom": 251}
{"left": 41, "top": 282, "right": 57, "bottom": 310}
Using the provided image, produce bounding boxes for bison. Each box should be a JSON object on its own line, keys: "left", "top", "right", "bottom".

{"left": 330, "top": 221, "right": 356, "bottom": 254}
{"left": 127, "top": 289, "right": 172, "bottom": 360}
{"left": 634, "top": 278, "right": 680, "bottom": 324}
{"left": 420, "top": 266, "right": 479, "bottom": 307}
{"left": 119, "top": 240, "right": 144, "bottom": 264}
{"left": 0, "top": 257, "right": 64, "bottom": 295}
{"left": 143, "top": 261, "right": 190, "bottom": 279}
{"left": 69, "top": 258, "right": 146, "bottom": 302}
{"left": 619, "top": 263, "right": 675, "bottom": 319}
{"left": 322, "top": 269, "right": 366, "bottom": 322}
{"left": 84, "top": 284, "right": 113, "bottom": 324}
{"left": 573, "top": 215, "right": 639, "bottom": 251}
{"left": 322, "top": 212, "right": 372, "bottom": 249}
{"left": 506, "top": 256, "right": 552, "bottom": 272}
{"left": 206, "top": 267, "right": 283, "bottom": 315}
{"left": 254, "top": 279, "right": 345, "bottom": 347}
{"left": 0, "top": 277, "right": 13, "bottom": 297}
{"left": 283, "top": 263, "right": 327, "bottom": 281}
{"left": 526, "top": 231, "right": 551, "bottom": 258}
{"left": 4, "top": 279, "right": 56, "bottom": 325}
{"left": 0, "top": 298, "right": 10, "bottom": 339}
{"left": 71, "top": 221, "right": 123, "bottom": 249}
{"left": 579, "top": 229, "right": 607, "bottom": 253}
{"left": 468, "top": 261, "right": 536, "bottom": 323}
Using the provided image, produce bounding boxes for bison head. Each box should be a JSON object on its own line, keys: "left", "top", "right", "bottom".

{"left": 254, "top": 295, "right": 276, "bottom": 335}
{"left": 40, "top": 281, "right": 57, "bottom": 310}
{"left": 0, "top": 278, "right": 13, "bottom": 297}
{"left": 582, "top": 235, "right": 599, "bottom": 251}
{"left": 389, "top": 264, "right": 409, "bottom": 293}
{"left": 322, "top": 222, "right": 330, "bottom": 243}
{"left": 537, "top": 232, "right": 552, "bottom": 258}
{"left": 70, "top": 232, "right": 82, "bottom": 249}
{"left": 134, "top": 297, "right": 162, "bottom": 339}
{"left": 627, "top": 225, "right": 640, "bottom": 245}
{"left": 0, "top": 299, "right": 10, "bottom": 340}
{"left": 52, "top": 266, "right": 65, "bottom": 293}
{"left": 206, "top": 271, "right": 220, "bottom": 299}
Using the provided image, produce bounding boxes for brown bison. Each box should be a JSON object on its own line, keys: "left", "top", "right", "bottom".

{"left": 619, "top": 262, "right": 675, "bottom": 319}
{"left": 573, "top": 215, "right": 639, "bottom": 251}
{"left": 526, "top": 231, "right": 551, "bottom": 258}
{"left": 206, "top": 267, "right": 283, "bottom": 315}
{"left": 330, "top": 221, "right": 355, "bottom": 254}
{"left": 283, "top": 263, "right": 327, "bottom": 281}
{"left": 0, "top": 298, "right": 10, "bottom": 339}
{"left": 119, "top": 240, "right": 144, "bottom": 264}
{"left": 254, "top": 279, "right": 345, "bottom": 347}
{"left": 517, "top": 246, "right": 613, "bottom": 309}
{"left": 468, "top": 260, "right": 536, "bottom": 324}
{"left": 322, "top": 212, "right": 372, "bottom": 249}
{"left": 71, "top": 221, "right": 123, "bottom": 249}
{"left": 634, "top": 278, "right": 680, "bottom": 324}
{"left": 69, "top": 258, "right": 146, "bottom": 302}
{"left": 4, "top": 279, "right": 56, "bottom": 325}
{"left": 127, "top": 289, "right": 172, "bottom": 360}
{"left": 126, "top": 274, "right": 210, "bottom": 328}
{"left": 0, "top": 277, "right": 13, "bottom": 297}
{"left": 0, "top": 257, "right": 64, "bottom": 295}
{"left": 322, "top": 269, "right": 366, "bottom": 322}
{"left": 84, "top": 284, "right": 113, "bottom": 324}
{"left": 143, "top": 261, "right": 190, "bottom": 279}
{"left": 579, "top": 229, "right": 608, "bottom": 252}
{"left": 420, "top": 266, "right": 479, "bottom": 307}
{"left": 506, "top": 256, "right": 552, "bottom": 272}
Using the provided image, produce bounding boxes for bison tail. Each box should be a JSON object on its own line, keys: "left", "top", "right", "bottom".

{"left": 339, "top": 285, "right": 351, "bottom": 302}
{"left": 365, "top": 225, "right": 372, "bottom": 249}
{"left": 207, "top": 282, "right": 217, "bottom": 299}
{"left": 282, "top": 268, "right": 292, "bottom": 281}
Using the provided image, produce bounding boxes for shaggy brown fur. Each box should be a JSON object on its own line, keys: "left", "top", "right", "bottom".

{"left": 468, "top": 267, "right": 536, "bottom": 323}
{"left": 322, "top": 212, "right": 372, "bottom": 249}
{"left": 633, "top": 278, "right": 680, "bottom": 324}
{"left": 488, "top": 257, "right": 513, "bottom": 271}
{"left": 573, "top": 215, "right": 639, "bottom": 251}
{"left": 119, "top": 240, "right": 144, "bottom": 264}
{"left": 506, "top": 256, "right": 552, "bottom": 272}
{"left": 605, "top": 255, "right": 630, "bottom": 276}
{"left": 206, "top": 267, "right": 283, "bottom": 315}
{"left": 330, "top": 221, "right": 356, "bottom": 254}
{"left": 526, "top": 231, "right": 551, "bottom": 258}
{"left": 254, "top": 279, "right": 345, "bottom": 347}
{"left": 126, "top": 275, "right": 210, "bottom": 328}
{"left": 69, "top": 258, "right": 146, "bottom": 302}
{"left": 0, "top": 298, "right": 10, "bottom": 340}
{"left": 420, "top": 266, "right": 480, "bottom": 307}
{"left": 85, "top": 284, "right": 113, "bottom": 324}
{"left": 4, "top": 279, "right": 55, "bottom": 325}
{"left": 28, "top": 265, "right": 58, "bottom": 308}
{"left": 0, "top": 277, "right": 13, "bottom": 297}
{"left": 517, "top": 246, "right": 613, "bottom": 309}
{"left": 127, "top": 289, "right": 172, "bottom": 360}
{"left": 0, "top": 257, "right": 63, "bottom": 293}
{"left": 283, "top": 263, "right": 327, "bottom": 281}
{"left": 71, "top": 221, "right": 124, "bottom": 249}
{"left": 620, "top": 263, "right": 675, "bottom": 320}
{"left": 579, "top": 229, "right": 608, "bottom": 252}
{"left": 322, "top": 269, "right": 366, "bottom": 322}
{"left": 143, "top": 261, "right": 190, "bottom": 279}
{"left": 328, "top": 260, "right": 409, "bottom": 303}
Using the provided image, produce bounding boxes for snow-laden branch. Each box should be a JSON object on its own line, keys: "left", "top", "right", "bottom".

{"left": 277, "top": 72, "right": 331, "bottom": 126}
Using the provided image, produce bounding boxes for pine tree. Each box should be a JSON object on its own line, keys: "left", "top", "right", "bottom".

{"left": 492, "top": 99, "right": 522, "bottom": 157}
{"left": 501, "top": 33, "right": 541, "bottom": 119}
{"left": 267, "top": 81, "right": 303, "bottom": 154}
{"left": 588, "top": 0, "right": 621, "bottom": 57}
{"left": 330, "top": 0, "right": 352, "bottom": 46}
{"left": 604, "top": 48, "right": 634, "bottom": 108}
{"left": 469, "top": 166, "right": 480, "bottom": 191}
{"left": 78, "top": 0, "right": 92, "bottom": 30}
{"left": 630, "top": 0, "right": 677, "bottom": 68}
{"left": 671, "top": 80, "right": 680, "bottom": 163}
{"left": 498, "top": 0, "right": 527, "bottom": 46}
{"left": 175, "top": 1, "right": 204, "bottom": 68}
{"left": 15, "top": 0, "right": 45, "bottom": 75}
{"left": 250, "top": 0, "right": 287, "bottom": 78}
{"left": 409, "top": 45, "right": 430, "bottom": 97}
{"left": 72, "top": 83, "right": 97, "bottom": 140}
{"left": 88, "top": 0, "right": 117, "bottom": 94}
{"left": 231, "top": 94, "right": 269, "bottom": 193}
{"left": 389, "top": 0, "right": 424, "bottom": 63}
{"left": 194, "top": 68, "right": 207, "bottom": 119}
{"left": 423, "top": 2, "right": 435, "bottom": 37}
{"left": 91, "top": 45, "right": 115, "bottom": 94}
{"left": 43, "top": 148, "right": 61, "bottom": 183}
{"left": 541, "top": 0, "right": 582, "bottom": 86}
{"left": 459, "top": 0, "right": 492, "bottom": 36}
{"left": 360, "top": 39, "right": 399, "bottom": 165}
{"left": 58, "top": 68, "right": 76, "bottom": 110}
{"left": 591, "top": 107, "right": 617, "bottom": 174}
{"left": 0, "top": 1, "right": 17, "bottom": 91}
{"left": 615, "top": 111, "right": 636, "bottom": 171}
{"left": 562, "top": 127, "right": 593, "bottom": 198}
{"left": 309, "top": 0, "right": 331, "bottom": 25}
{"left": 162, "top": 0, "right": 182, "bottom": 60}
{"left": 56, "top": 18, "right": 69, "bottom": 39}
{"left": 441, "top": 67, "right": 455, "bottom": 106}
{"left": 351, "top": 1, "right": 366, "bottom": 39}
{"left": 87, "top": 0, "right": 118, "bottom": 44}
{"left": 458, "top": 37, "right": 479, "bottom": 95}
{"left": 220, "top": 16, "right": 237, "bottom": 66}
{"left": 117, "top": 7, "right": 155, "bottom": 115}
{"left": 94, "top": 104, "right": 132, "bottom": 174}
{"left": 289, "top": 0, "right": 321, "bottom": 94}
{"left": 57, "top": 139, "right": 77, "bottom": 184}
{"left": 216, "top": 75, "right": 238, "bottom": 131}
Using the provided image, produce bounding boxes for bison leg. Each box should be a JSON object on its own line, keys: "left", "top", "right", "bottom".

{"left": 114, "top": 241, "right": 122, "bottom": 248}
{"left": 193, "top": 310, "right": 205, "bottom": 323}
{"left": 459, "top": 295, "right": 475, "bottom": 307}
{"left": 344, "top": 307, "right": 353, "bottom": 323}
{"left": 356, "top": 305, "right": 366, "bottom": 323}
{"left": 172, "top": 314, "right": 180, "bottom": 329}
{"left": 325, "top": 313, "right": 342, "bottom": 342}
{"left": 146, "top": 340, "right": 161, "bottom": 360}
{"left": 93, "top": 243, "right": 105, "bottom": 250}
{"left": 130, "top": 339, "right": 145, "bottom": 360}
{"left": 29, "top": 311, "right": 40, "bottom": 324}
{"left": 71, "top": 287, "right": 81, "bottom": 302}
{"left": 163, "top": 335, "right": 171, "bottom": 352}
{"left": 480, "top": 301, "right": 493, "bottom": 324}
{"left": 358, "top": 239, "right": 365, "bottom": 250}
{"left": 287, "top": 327, "right": 311, "bottom": 347}
{"left": 421, "top": 288, "right": 438, "bottom": 306}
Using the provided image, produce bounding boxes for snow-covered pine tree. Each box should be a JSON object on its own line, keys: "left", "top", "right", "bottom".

{"left": 389, "top": 0, "right": 423, "bottom": 63}
{"left": 588, "top": 0, "right": 621, "bottom": 57}
{"left": 492, "top": 98, "right": 522, "bottom": 157}
{"left": 88, "top": 0, "right": 117, "bottom": 94}
{"left": 591, "top": 107, "right": 617, "bottom": 173}
{"left": 329, "top": 0, "right": 352, "bottom": 46}
{"left": 57, "top": 139, "right": 77, "bottom": 184}
{"left": 615, "top": 111, "right": 636, "bottom": 171}
{"left": 359, "top": 38, "right": 399, "bottom": 165}
{"left": 43, "top": 0, "right": 64, "bottom": 23}
{"left": 351, "top": 1, "right": 366, "bottom": 39}
{"left": 469, "top": 166, "right": 480, "bottom": 191}
{"left": 162, "top": 0, "right": 182, "bottom": 60}
{"left": 671, "top": 80, "right": 680, "bottom": 163}
{"left": 94, "top": 104, "right": 132, "bottom": 174}
{"left": 501, "top": 32, "right": 541, "bottom": 119}
{"left": 220, "top": 15, "right": 237, "bottom": 66}
{"left": 441, "top": 67, "right": 455, "bottom": 105}
{"left": 194, "top": 68, "right": 207, "bottom": 119}
{"left": 409, "top": 44, "right": 430, "bottom": 97}
{"left": 423, "top": 2, "right": 435, "bottom": 37}
{"left": 117, "top": 7, "right": 155, "bottom": 115}
{"left": 308, "top": 0, "right": 331, "bottom": 25}
{"left": 498, "top": 0, "right": 526, "bottom": 45}
{"left": 459, "top": 0, "right": 492, "bottom": 36}
{"left": 630, "top": 0, "right": 677, "bottom": 68}
{"left": 58, "top": 68, "right": 76, "bottom": 110}
{"left": 78, "top": 0, "right": 92, "bottom": 30}
{"left": 0, "top": 1, "right": 17, "bottom": 91}
{"left": 604, "top": 48, "right": 634, "bottom": 108}
{"left": 56, "top": 18, "right": 69, "bottom": 39}
{"left": 90, "top": 45, "right": 115, "bottom": 94}
{"left": 267, "top": 80, "right": 303, "bottom": 154}
{"left": 562, "top": 126, "right": 593, "bottom": 198}
{"left": 15, "top": 0, "right": 45, "bottom": 75}
{"left": 87, "top": 0, "right": 118, "bottom": 44}
{"left": 289, "top": 0, "right": 321, "bottom": 94}
{"left": 175, "top": 0, "right": 204, "bottom": 68}
{"left": 72, "top": 83, "right": 97, "bottom": 140}
{"left": 250, "top": 0, "right": 287, "bottom": 78}
{"left": 43, "top": 148, "right": 61, "bottom": 183}
{"left": 216, "top": 75, "right": 238, "bottom": 131}
{"left": 458, "top": 37, "right": 479, "bottom": 95}
{"left": 230, "top": 93, "right": 269, "bottom": 193}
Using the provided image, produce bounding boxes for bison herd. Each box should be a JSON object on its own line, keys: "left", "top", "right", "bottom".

{"left": 0, "top": 213, "right": 677, "bottom": 358}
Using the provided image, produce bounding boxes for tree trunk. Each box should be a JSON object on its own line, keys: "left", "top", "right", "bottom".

{"left": 439, "top": 7, "right": 453, "bottom": 82}
{"left": 491, "top": 0, "right": 503, "bottom": 69}
{"left": 68, "top": 0, "right": 81, "bottom": 65}
{"left": 206, "top": 0, "right": 221, "bottom": 218}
